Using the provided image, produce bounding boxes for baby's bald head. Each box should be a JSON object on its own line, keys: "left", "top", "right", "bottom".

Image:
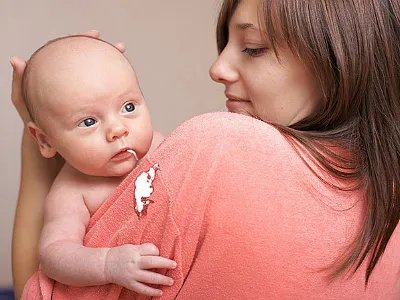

{"left": 22, "top": 36, "right": 135, "bottom": 126}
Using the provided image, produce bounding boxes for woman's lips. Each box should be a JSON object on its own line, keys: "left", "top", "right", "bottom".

{"left": 225, "top": 98, "right": 251, "bottom": 112}
{"left": 224, "top": 93, "right": 251, "bottom": 111}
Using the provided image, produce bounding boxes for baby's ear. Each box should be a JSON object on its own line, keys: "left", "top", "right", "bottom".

{"left": 26, "top": 121, "right": 57, "bottom": 158}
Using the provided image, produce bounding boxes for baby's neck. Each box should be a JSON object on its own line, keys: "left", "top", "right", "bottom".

{"left": 64, "top": 162, "right": 132, "bottom": 183}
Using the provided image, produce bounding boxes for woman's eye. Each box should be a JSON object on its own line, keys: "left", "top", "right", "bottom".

{"left": 242, "top": 47, "right": 267, "bottom": 57}
{"left": 78, "top": 118, "right": 97, "bottom": 127}
{"left": 122, "top": 103, "right": 136, "bottom": 113}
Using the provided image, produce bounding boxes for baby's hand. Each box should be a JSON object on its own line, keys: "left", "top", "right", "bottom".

{"left": 105, "top": 243, "right": 176, "bottom": 297}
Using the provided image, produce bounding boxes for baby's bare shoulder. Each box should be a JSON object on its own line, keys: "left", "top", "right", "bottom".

{"left": 49, "top": 163, "right": 87, "bottom": 194}
{"left": 149, "top": 130, "right": 166, "bottom": 153}
{"left": 81, "top": 176, "right": 123, "bottom": 216}
{"left": 49, "top": 164, "right": 123, "bottom": 216}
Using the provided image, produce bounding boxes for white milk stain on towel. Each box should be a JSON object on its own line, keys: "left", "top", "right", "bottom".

{"left": 134, "top": 163, "right": 159, "bottom": 217}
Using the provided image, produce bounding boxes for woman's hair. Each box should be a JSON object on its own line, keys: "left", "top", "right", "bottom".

{"left": 217, "top": 0, "right": 400, "bottom": 284}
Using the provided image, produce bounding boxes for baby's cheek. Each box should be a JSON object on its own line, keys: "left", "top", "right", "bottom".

{"left": 75, "top": 142, "right": 108, "bottom": 165}
{"left": 135, "top": 130, "right": 153, "bottom": 156}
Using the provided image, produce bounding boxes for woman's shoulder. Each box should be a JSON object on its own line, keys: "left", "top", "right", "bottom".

{"left": 151, "top": 112, "right": 308, "bottom": 199}
{"left": 159, "top": 112, "right": 293, "bottom": 158}
{"left": 171, "top": 112, "right": 282, "bottom": 139}
{"left": 151, "top": 112, "right": 360, "bottom": 211}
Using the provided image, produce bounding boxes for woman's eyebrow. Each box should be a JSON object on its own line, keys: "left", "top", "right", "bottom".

{"left": 235, "top": 23, "right": 258, "bottom": 30}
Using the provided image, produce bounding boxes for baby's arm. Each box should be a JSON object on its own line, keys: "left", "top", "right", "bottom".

{"left": 39, "top": 164, "right": 176, "bottom": 296}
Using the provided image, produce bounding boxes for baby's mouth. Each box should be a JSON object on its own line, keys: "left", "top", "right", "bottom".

{"left": 126, "top": 149, "right": 138, "bottom": 160}
{"left": 111, "top": 148, "right": 138, "bottom": 161}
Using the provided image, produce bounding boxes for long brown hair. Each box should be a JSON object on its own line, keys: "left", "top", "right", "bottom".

{"left": 216, "top": 0, "right": 400, "bottom": 284}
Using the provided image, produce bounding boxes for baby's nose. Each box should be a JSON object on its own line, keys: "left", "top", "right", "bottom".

{"left": 106, "top": 121, "right": 128, "bottom": 142}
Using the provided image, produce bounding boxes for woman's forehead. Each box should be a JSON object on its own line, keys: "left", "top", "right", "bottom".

{"left": 229, "top": 0, "right": 258, "bottom": 24}
{"left": 227, "top": 0, "right": 276, "bottom": 33}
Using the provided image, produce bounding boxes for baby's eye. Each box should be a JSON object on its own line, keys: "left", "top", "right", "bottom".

{"left": 122, "top": 103, "right": 136, "bottom": 113}
{"left": 78, "top": 118, "right": 97, "bottom": 127}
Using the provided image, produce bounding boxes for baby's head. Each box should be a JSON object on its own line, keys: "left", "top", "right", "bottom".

{"left": 23, "top": 36, "right": 153, "bottom": 177}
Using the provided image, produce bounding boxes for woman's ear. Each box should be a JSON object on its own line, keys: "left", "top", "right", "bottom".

{"left": 26, "top": 121, "right": 57, "bottom": 158}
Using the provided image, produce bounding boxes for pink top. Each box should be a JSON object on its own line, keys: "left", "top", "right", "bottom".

{"left": 22, "top": 112, "right": 400, "bottom": 299}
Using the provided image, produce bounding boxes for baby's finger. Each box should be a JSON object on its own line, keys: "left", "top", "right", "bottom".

{"left": 127, "top": 281, "right": 163, "bottom": 297}
{"left": 139, "top": 255, "right": 177, "bottom": 270}
{"left": 137, "top": 243, "right": 159, "bottom": 256}
{"left": 136, "top": 270, "right": 174, "bottom": 286}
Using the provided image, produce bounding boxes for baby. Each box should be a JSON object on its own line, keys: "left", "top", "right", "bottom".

{"left": 22, "top": 36, "right": 175, "bottom": 297}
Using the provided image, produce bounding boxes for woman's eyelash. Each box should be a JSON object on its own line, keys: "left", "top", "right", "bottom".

{"left": 242, "top": 47, "right": 267, "bottom": 57}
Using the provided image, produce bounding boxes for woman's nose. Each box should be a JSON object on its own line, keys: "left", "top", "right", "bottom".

{"left": 209, "top": 49, "right": 239, "bottom": 84}
{"left": 106, "top": 120, "right": 129, "bottom": 142}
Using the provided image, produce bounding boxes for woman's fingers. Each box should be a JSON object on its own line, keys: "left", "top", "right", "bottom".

{"left": 73, "top": 30, "right": 125, "bottom": 53}
{"left": 75, "top": 30, "right": 100, "bottom": 38}
{"left": 10, "top": 56, "right": 31, "bottom": 124}
{"left": 112, "top": 42, "right": 126, "bottom": 53}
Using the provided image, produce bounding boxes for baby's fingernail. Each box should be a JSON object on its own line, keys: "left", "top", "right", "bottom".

{"left": 157, "top": 290, "right": 163, "bottom": 296}
{"left": 169, "top": 279, "right": 174, "bottom": 286}
{"left": 172, "top": 262, "right": 177, "bottom": 268}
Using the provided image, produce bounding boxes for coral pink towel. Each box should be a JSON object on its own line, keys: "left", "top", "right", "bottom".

{"left": 21, "top": 113, "right": 400, "bottom": 299}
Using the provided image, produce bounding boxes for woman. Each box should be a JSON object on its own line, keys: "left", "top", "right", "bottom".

{"left": 11, "top": 0, "right": 400, "bottom": 299}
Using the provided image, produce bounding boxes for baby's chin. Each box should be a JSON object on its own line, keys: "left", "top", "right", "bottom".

{"left": 82, "top": 161, "right": 137, "bottom": 178}
{"left": 106, "top": 162, "right": 137, "bottom": 178}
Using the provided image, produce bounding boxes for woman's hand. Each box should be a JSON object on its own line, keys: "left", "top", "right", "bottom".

{"left": 10, "top": 56, "right": 29, "bottom": 125}
{"left": 75, "top": 30, "right": 126, "bottom": 53}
